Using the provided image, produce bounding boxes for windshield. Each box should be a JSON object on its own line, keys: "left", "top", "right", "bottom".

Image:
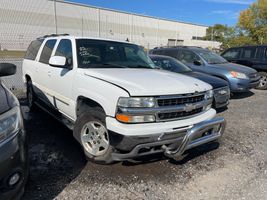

{"left": 76, "top": 39, "right": 156, "bottom": 69}
{"left": 150, "top": 56, "right": 192, "bottom": 73}
{"left": 198, "top": 50, "right": 228, "bottom": 64}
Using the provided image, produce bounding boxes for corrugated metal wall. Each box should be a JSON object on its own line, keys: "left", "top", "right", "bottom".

{"left": 0, "top": 0, "right": 220, "bottom": 51}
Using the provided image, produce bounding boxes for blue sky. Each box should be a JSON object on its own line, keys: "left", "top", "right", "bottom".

{"left": 69, "top": 0, "right": 254, "bottom": 26}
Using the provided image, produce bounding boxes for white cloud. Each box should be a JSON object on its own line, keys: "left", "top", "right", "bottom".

{"left": 211, "top": 10, "right": 240, "bottom": 19}
{"left": 205, "top": 0, "right": 253, "bottom": 5}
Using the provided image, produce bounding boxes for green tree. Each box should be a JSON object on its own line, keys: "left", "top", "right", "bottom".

{"left": 204, "top": 24, "right": 229, "bottom": 42}
{"left": 238, "top": 0, "right": 267, "bottom": 44}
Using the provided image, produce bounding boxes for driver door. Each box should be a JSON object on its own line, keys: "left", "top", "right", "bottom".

{"left": 49, "top": 39, "right": 76, "bottom": 119}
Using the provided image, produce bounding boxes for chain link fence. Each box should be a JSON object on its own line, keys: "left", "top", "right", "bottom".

{"left": 0, "top": 58, "right": 25, "bottom": 95}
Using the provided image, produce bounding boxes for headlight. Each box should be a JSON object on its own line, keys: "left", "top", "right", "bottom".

{"left": 116, "top": 97, "right": 156, "bottom": 123}
{"left": 204, "top": 90, "right": 213, "bottom": 111}
{"left": 204, "top": 90, "right": 214, "bottom": 100}
{"left": 230, "top": 71, "right": 248, "bottom": 79}
{"left": 0, "top": 106, "right": 21, "bottom": 143}
{"left": 215, "top": 87, "right": 230, "bottom": 96}
{"left": 117, "top": 97, "right": 155, "bottom": 108}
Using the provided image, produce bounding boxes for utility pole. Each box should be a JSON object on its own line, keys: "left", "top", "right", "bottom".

{"left": 54, "top": 0, "right": 58, "bottom": 34}
{"left": 130, "top": 14, "right": 133, "bottom": 42}
{"left": 81, "top": 17, "right": 84, "bottom": 37}
{"left": 98, "top": 9, "right": 101, "bottom": 37}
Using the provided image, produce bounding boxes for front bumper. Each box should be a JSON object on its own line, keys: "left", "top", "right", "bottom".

{"left": 230, "top": 78, "right": 260, "bottom": 92}
{"left": 0, "top": 130, "right": 28, "bottom": 200}
{"left": 213, "top": 87, "right": 230, "bottom": 109}
{"left": 109, "top": 117, "right": 226, "bottom": 161}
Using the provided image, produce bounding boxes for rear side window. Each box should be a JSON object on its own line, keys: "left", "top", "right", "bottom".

{"left": 25, "top": 39, "right": 43, "bottom": 60}
{"left": 255, "top": 47, "right": 264, "bottom": 60}
{"left": 222, "top": 48, "right": 241, "bottom": 59}
{"left": 39, "top": 39, "right": 57, "bottom": 64}
{"left": 153, "top": 50, "right": 164, "bottom": 55}
{"left": 55, "top": 39, "right": 73, "bottom": 67}
{"left": 241, "top": 47, "right": 256, "bottom": 59}
{"left": 164, "top": 50, "right": 179, "bottom": 59}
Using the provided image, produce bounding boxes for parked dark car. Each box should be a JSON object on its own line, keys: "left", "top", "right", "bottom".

{"left": 221, "top": 45, "right": 267, "bottom": 90}
{"left": 150, "top": 46, "right": 261, "bottom": 93}
{"left": 149, "top": 55, "right": 230, "bottom": 109}
{"left": 0, "top": 63, "right": 28, "bottom": 200}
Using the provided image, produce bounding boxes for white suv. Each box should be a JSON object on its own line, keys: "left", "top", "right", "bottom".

{"left": 22, "top": 34, "right": 226, "bottom": 164}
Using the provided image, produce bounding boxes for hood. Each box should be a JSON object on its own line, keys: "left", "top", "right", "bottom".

{"left": 185, "top": 71, "right": 228, "bottom": 89}
{"left": 83, "top": 69, "right": 212, "bottom": 96}
{"left": 0, "top": 82, "right": 10, "bottom": 114}
{"left": 209, "top": 63, "right": 257, "bottom": 75}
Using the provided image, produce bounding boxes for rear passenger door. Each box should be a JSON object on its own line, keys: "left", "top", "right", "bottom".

{"left": 238, "top": 47, "right": 256, "bottom": 67}
{"left": 35, "top": 39, "right": 57, "bottom": 106}
{"left": 49, "top": 39, "right": 75, "bottom": 119}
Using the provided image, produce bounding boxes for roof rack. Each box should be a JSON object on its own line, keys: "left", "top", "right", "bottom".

{"left": 153, "top": 46, "right": 203, "bottom": 49}
{"left": 38, "top": 33, "right": 70, "bottom": 39}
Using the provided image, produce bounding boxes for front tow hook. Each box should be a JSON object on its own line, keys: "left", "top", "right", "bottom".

{"left": 163, "top": 117, "right": 226, "bottom": 160}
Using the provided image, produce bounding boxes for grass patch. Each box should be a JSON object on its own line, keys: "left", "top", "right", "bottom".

{"left": 0, "top": 50, "right": 26, "bottom": 59}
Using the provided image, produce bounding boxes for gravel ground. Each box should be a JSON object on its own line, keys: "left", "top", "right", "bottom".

{"left": 21, "top": 90, "right": 267, "bottom": 200}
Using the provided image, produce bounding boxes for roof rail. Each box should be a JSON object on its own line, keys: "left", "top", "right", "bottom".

{"left": 153, "top": 45, "right": 203, "bottom": 49}
{"left": 38, "top": 33, "right": 70, "bottom": 39}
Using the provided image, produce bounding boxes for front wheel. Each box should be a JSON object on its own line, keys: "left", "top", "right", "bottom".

{"left": 26, "top": 80, "right": 37, "bottom": 111}
{"left": 256, "top": 72, "right": 267, "bottom": 90}
{"left": 74, "top": 108, "right": 114, "bottom": 164}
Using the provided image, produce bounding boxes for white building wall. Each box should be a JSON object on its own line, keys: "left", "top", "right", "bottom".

{"left": 0, "top": 0, "right": 220, "bottom": 51}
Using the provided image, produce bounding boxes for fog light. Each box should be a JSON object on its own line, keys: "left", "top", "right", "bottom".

{"left": 8, "top": 173, "right": 20, "bottom": 186}
{"left": 213, "top": 124, "right": 222, "bottom": 133}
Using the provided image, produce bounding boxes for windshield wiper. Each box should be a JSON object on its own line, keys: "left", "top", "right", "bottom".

{"left": 102, "top": 63, "right": 129, "bottom": 68}
{"left": 129, "top": 65, "right": 153, "bottom": 69}
{"left": 208, "top": 61, "right": 228, "bottom": 64}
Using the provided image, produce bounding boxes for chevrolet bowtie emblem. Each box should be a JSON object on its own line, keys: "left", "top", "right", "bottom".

{"left": 184, "top": 103, "right": 195, "bottom": 112}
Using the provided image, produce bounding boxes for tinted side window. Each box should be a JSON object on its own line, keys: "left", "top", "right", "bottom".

{"left": 55, "top": 39, "right": 73, "bottom": 67}
{"left": 165, "top": 50, "right": 179, "bottom": 59}
{"left": 25, "top": 39, "right": 44, "bottom": 60}
{"left": 264, "top": 48, "right": 267, "bottom": 60}
{"left": 241, "top": 47, "right": 256, "bottom": 59}
{"left": 153, "top": 50, "right": 163, "bottom": 55}
{"left": 255, "top": 47, "right": 264, "bottom": 60}
{"left": 39, "top": 39, "right": 57, "bottom": 64}
{"left": 178, "top": 50, "right": 200, "bottom": 64}
{"left": 222, "top": 48, "right": 240, "bottom": 59}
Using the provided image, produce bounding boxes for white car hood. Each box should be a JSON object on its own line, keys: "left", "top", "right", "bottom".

{"left": 83, "top": 68, "right": 212, "bottom": 96}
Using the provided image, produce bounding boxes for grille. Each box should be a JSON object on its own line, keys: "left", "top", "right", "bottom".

{"left": 248, "top": 73, "right": 260, "bottom": 82}
{"left": 158, "top": 107, "right": 203, "bottom": 120}
{"left": 157, "top": 94, "right": 205, "bottom": 107}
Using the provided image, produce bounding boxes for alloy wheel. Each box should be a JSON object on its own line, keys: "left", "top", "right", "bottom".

{"left": 81, "top": 121, "right": 109, "bottom": 156}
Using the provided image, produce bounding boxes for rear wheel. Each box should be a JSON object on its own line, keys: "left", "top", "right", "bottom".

{"left": 256, "top": 72, "right": 267, "bottom": 90}
{"left": 74, "top": 107, "right": 113, "bottom": 164}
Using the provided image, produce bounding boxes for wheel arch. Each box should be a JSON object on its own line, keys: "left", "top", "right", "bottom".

{"left": 76, "top": 96, "right": 107, "bottom": 118}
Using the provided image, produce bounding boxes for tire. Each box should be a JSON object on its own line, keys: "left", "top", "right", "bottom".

{"left": 256, "top": 71, "right": 267, "bottom": 90}
{"left": 26, "top": 80, "right": 37, "bottom": 111}
{"left": 73, "top": 107, "right": 114, "bottom": 164}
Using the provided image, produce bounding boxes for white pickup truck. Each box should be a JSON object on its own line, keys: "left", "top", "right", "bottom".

{"left": 22, "top": 34, "right": 226, "bottom": 164}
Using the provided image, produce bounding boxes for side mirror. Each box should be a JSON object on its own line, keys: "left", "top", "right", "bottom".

{"left": 49, "top": 56, "right": 67, "bottom": 68}
{"left": 0, "top": 63, "right": 16, "bottom": 77}
{"left": 193, "top": 60, "right": 202, "bottom": 66}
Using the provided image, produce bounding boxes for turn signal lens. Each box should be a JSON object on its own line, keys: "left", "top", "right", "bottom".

{"left": 116, "top": 114, "right": 155, "bottom": 123}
